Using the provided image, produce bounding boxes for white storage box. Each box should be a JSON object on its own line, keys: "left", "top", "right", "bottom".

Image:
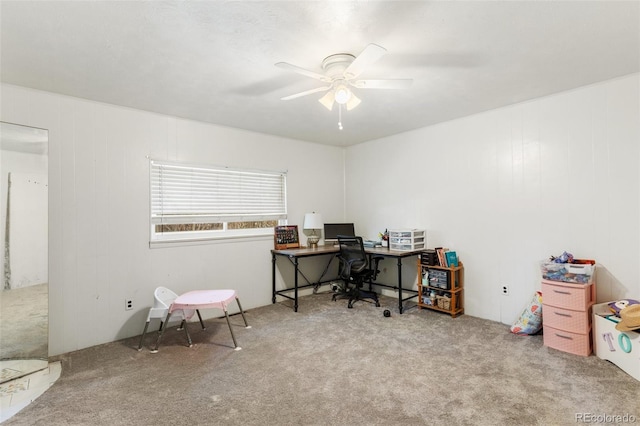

{"left": 388, "top": 229, "right": 425, "bottom": 251}
{"left": 593, "top": 302, "right": 640, "bottom": 381}
{"left": 564, "top": 263, "right": 595, "bottom": 276}
{"left": 389, "top": 229, "right": 425, "bottom": 240}
{"left": 540, "top": 259, "right": 595, "bottom": 284}
{"left": 390, "top": 242, "right": 425, "bottom": 251}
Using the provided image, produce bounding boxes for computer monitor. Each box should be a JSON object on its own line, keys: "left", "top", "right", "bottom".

{"left": 323, "top": 223, "right": 355, "bottom": 244}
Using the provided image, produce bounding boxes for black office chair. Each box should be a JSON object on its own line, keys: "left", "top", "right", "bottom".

{"left": 332, "top": 235, "right": 383, "bottom": 308}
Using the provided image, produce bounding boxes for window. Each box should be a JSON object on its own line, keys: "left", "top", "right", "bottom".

{"left": 150, "top": 159, "right": 287, "bottom": 244}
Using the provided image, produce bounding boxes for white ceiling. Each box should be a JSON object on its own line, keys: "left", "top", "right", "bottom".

{"left": 1, "top": 1, "right": 638, "bottom": 146}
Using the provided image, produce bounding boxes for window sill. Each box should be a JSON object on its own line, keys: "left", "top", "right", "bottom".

{"left": 149, "top": 233, "right": 273, "bottom": 249}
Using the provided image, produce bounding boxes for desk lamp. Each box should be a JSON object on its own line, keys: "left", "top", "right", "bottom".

{"left": 303, "top": 212, "right": 323, "bottom": 248}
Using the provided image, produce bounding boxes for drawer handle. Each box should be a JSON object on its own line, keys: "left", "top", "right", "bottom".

{"left": 555, "top": 333, "right": 573, "bottom": 340}
{"left": 553, "top": 312, "right": 572, "bottom": 318}
{"left": 552, "top": 289, "right": 571, "bottom": 295}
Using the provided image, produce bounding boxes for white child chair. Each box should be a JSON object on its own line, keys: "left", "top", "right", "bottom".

{"left": 137, "top": 286, "right": 204, "bottom": 352}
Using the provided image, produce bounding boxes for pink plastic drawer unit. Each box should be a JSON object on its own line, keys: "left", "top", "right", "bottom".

{"left": 543, "top": 324, "right": 592, "bottom": 356}
{"left": 541, "top": 280, "right": 595, "bottom": 311}
{"left": 543, "top": 305, "right": 592, "bottom": 334}
{"left": 541, "top": 273, "right": 596, "bottom": 356}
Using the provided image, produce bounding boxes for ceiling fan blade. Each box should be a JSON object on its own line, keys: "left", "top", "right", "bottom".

{"left": 351, "top": 79, "right": 413, "bottom": 89}
{"left": 281, "top": 86, "right": 330, "bottom": 101}
{"left": 344, "top": 43, "right": 387, "bottom": 79}
{"left": 275, "top": 62, "right": 330, "bottom": 82}
{"left": 346, "top": 93, "right": 361, "bottom": 111}
{"left": 318, "top": 91, "right": 335, "bottom": 111}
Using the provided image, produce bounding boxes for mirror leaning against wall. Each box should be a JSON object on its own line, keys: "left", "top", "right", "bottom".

{"left": 0, "top": 121, "right": 49, "bottom": 383}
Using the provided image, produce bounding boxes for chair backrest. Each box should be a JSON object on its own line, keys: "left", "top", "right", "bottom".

{"left": 154, "top": 286, "right": 179, "bottom": 310}
{"left": 151, "top": 286, "right": 195, "bottom": 322}
{"left": 337, "top": 235, "right": 368, "bottom": 278}
{"left": 144, "top": 286, "right": 180, "bottom": 322}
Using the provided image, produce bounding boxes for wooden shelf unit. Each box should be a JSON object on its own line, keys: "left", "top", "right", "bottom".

{"left": 417, "top": 259, "right": 464, "bottom": 318}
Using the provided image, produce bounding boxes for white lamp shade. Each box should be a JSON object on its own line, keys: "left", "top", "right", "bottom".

{"left": 318, "top": 91, "right": 335, "bottom": 111}
{"left": 334, "top": 85, "right": 351, "bottom": 104}
{"left": 303, "top": 213, "right": 324, "bottom": 230}
{"left": 346, "top": 93, "right": 361, "bottom": 111}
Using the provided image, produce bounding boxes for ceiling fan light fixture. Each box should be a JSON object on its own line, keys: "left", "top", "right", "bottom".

{"left": 277, "top": 43, "right": 412, "bottom": 119}
{"left": 334, "top": 85, "right": 352, "bottom": 104}
{"left": 318, "top": 91, "right": 335, "bottom": 111}
{"left": 346, "top": 93, "right": 361, "bottom": 111}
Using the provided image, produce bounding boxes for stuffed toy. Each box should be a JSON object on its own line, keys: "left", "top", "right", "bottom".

{"left": 608, "top": 299, "right": 640, "bottom": 316}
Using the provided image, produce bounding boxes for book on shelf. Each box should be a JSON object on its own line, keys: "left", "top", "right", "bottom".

{"left": 435, "top": 247, "right": 448, "bottom": 266}
{"left": 445, "top": 251, "right": 459, "bottom": 267}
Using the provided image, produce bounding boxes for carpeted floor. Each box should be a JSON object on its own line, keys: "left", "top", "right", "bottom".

{"left": 0, "top": 283, "right": 48, "bottom": 361}
{"left": 4, "top": 293, "right": 639, "bottom": 425}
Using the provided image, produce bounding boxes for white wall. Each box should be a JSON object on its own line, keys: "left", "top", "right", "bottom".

{"left": 1, "top": 84, "right": 346, "bottom": 356}
{"left": 1, "top": 150, "right": 48, "bottom": 289}
{"left": 7, "top": 172, "right": 48, "bottom": 289}
{"left": 345, "top": 74, "right": 640, "bottom": 324}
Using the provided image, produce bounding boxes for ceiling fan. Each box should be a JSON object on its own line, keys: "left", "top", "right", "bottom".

{"left": 275, "top": 43, "right": 412, "bottom": 112}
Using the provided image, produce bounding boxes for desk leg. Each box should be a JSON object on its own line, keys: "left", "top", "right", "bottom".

{"left": 293, "top": 257, "right": 299, "bottom": 312}
{"left": 272, "top": 253, "right": 277, "bottom": 304}
{"left": 397, "top": 258, "right": 404, "bottom": 314}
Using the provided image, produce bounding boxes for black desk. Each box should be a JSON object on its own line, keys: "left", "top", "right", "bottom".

{"left": 271, "top": 245, "right": 422, "bottom": 313}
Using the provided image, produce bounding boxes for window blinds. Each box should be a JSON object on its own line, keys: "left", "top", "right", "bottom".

{"left": 150, "top": 160, "right": 287, "bottom": 225}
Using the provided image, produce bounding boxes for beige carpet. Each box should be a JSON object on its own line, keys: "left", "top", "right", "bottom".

{"left": 4, "top": 293, "right": 639, "bottom": 425}
{"left": 0, "top": 283, "right": 48, "bottom": 360}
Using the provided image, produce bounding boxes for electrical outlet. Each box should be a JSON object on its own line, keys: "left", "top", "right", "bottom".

{"left": 125, "top": 299, "right": 133, "bottom": 310}
{"left": 501, "top": 285, "right": 509, "bottom": 295}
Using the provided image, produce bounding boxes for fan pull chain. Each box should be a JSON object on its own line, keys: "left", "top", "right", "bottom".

{"left": 338, "top": 104, "right": 343, "bottom": 130}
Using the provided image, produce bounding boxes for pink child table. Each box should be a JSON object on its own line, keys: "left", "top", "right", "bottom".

{"left": 152, "top": 289, "right": 250, "bottom": 353}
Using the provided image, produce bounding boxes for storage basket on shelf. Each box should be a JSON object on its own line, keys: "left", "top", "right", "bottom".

{"left": 436, "top": 295, "right": 451, "bottom": 310}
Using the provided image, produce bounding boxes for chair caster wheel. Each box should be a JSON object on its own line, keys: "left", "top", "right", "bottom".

{"left": 375, "top": 302, "right": 380, "bottom": 307}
